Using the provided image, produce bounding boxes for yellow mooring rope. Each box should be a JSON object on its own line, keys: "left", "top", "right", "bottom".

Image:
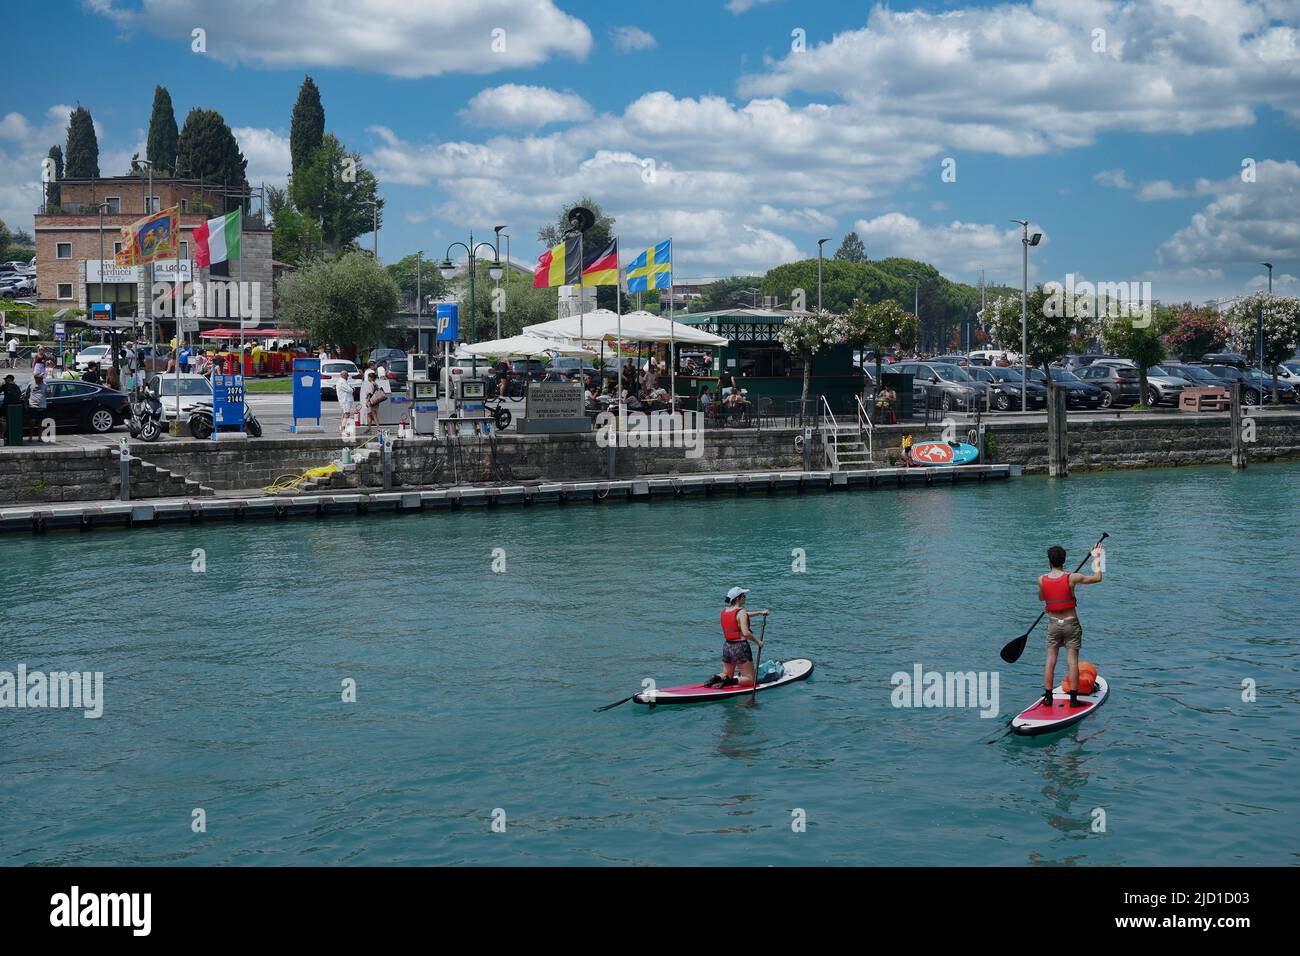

{"left": 260, "top": 431, "right": 391, "bottom": 495}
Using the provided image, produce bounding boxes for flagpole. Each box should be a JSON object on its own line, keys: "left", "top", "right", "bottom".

{"left": 616, "top": 242, "right": 623, "bottom": 459}
{"left": 174, "top": 208, "right": 182, "bottom": 433}
{"left": 668, "top": 239, "right": 675, "bottom": 414}
{"left": 237, "top": 206, "right": 245, "bottom": 383}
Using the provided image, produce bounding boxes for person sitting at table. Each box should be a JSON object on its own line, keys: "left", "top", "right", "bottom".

{"left": 699, "top": 386, "right": 714, "bottom": 416}
{"left": 723, "top": 387, "right": 749, "bottom": 420}
{"left": 647, "top": 382, "right": 669, "bottom": 407}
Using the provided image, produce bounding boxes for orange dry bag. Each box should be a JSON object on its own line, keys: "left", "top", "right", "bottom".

{"left": 1062, "top": 661, "right": 1098, "bottom": 695}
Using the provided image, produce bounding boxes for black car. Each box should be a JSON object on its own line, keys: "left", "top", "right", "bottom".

{"left": 892, "top": 361, "right": 988, "bottom": 413}
{"left": 1026, "top": 367, "right": 1105, "bottom": 408}
{"left": 1075, "top": 363, "right": 1142, "bottom": 407}
{"left": 386, "top": 357, "right": 409, "bottom": 390}
{"left": 1200, "top": 352, "right": 1249, "bottom": 369}
{"left": 23, "top": 380, "right": 131, "bottom": 433}
{"left": 1201, "top": 364, "right": 1296, "bottom": 405}
{"left": 968, "top": 366, "right": 1047, "bottom": 410}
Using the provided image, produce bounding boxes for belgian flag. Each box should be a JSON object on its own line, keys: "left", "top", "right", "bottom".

{"left": 534, "top": 237, "right": 619, "bottom": 288}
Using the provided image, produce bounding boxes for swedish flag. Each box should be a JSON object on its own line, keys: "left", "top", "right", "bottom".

{"left": 626, "top": 239, "right": 671, "bottom": 292}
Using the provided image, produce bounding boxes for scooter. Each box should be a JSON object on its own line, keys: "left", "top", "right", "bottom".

{"left": 127, "top": 388, "right": 164, "bottom": 442}
{"left": 187, "top": 400, "right": 263, "bottom": 439}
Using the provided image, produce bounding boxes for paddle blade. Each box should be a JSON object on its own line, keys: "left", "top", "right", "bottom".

{"left": 593, "top": 695, "right": 634, "bottom": 712}
{"left": 1000, "top": 633, "right": 1029, "bottom": 664}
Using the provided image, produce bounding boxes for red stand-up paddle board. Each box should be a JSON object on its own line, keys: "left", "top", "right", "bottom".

{"left": 633, "top": 659, "right": 814, "bottom": 706}
{"left": 1010, "top": 676, "right": 1109, "bottom": 736}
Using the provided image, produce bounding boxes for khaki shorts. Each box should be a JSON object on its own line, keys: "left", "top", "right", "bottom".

{"left": 1047, "top": 616, "right": 1082, "bottom": 651}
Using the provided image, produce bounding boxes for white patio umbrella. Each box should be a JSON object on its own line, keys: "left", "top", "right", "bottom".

{"left": 460, "top": 333, "right": 594, "bottom": 357}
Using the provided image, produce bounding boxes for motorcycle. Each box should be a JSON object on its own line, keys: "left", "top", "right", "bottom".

{"left": 187, "top": 400, "right": 263, "bottom": 439}
{"left": 127, "top": 388, "right": 164, "bottom": 442}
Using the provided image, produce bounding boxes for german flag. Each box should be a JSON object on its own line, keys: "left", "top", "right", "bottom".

{"left": 534, "top": 237, "right": 620, "bottom": 288}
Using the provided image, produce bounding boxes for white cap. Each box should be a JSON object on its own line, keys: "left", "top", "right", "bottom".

{"left": 725, "top": 586, "right": 750, "bottom": 602}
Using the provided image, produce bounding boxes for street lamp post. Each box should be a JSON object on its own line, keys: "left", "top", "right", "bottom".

{"left": 1011, "top": 219, "right": 1042, "bottom": 411}
{"left": 493, "top": 225, "right": 507, "bottom": 338}
{"left": 415, "top": 251, "right": 422, "bottom": 356}
{"left": 817, "top": 238, "right": 831, "bottom": 313}
{"left": 440, "top": 231, "right": 501, "bottom": 346}
{"left": 1261, "top": 261, "right": 1273, "bottom": 386}
{"left": 905, "top": 272, "right": 920, "bottom": 350}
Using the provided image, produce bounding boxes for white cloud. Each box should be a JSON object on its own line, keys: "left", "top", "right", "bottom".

{"left": 1095, "top": 168, "right": 1133, "bottom": 190}
{"left": 0, "top": 105, "right": 76, "bottom": 236}
{"left": 1136, "top": 179, "right": 1188, "bottom": 201}
{"left": 233, "top": 127, "right": 291, "bottom": 188}
{"left": 460, "top": 85, "right": 593, "bottom": 130}
{"left": 88, "top": 0, "right": 592, "bottom": 77}
{"left": 726, "top": 0, "right": 782, "bottom": 13}
{"left": 1158, "top": 159, "right": 1300, "bottom": 267}
{"left": 611, "top": 26, "right": 657, "bottom": 52}
{"left": 740, "top": 1, "right": 1300, "bottom": 152}
{"left": 852, "top": 213, "right": 1047, "bottom": 277}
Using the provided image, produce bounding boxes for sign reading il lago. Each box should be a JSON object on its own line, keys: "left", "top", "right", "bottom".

{"left": 84, "top": 259, "right": 193, "bottom": 282}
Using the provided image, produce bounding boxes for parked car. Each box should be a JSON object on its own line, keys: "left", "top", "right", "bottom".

{"left": 22, "top": 380, "right": 131, "bottom": 433}
{"left": 968, "top": 349, "right": 1019, "bottom": 366}
{"left": 1200, "top": 352, "right": 1249, "bottom": 369}
{"left": 1142, "top": 365, "right": 1193, "bottom": 406}
{"left": 73, "top": 344, "right": 114, "bottom": 372}
{"left": 1274, "top": 360, "right": 1300, "bottom": 388}
{"left": 967, "top": 366, "right": 1047, "bottom": 410}
{"left": 148, "top": 373, "right": 215, "bottom": 419}
{"left": 319, "top": 359, "right": 363, "bottom": 401}
{"left": 510, "top": 358, "right": 548, "bottom": 380}
{"left": 386, "top": 356, "right": 409, "bottom": 390}
{"left": 892, "top": 361, "right": 988, "bottom": 413}
{"left": 1060, "top": 353, "right": 1111, "bottom": 372}
{"left": 1025, "top": 367, "right": 1106, "bottom": 408}
{"left": 930, "top": 353, "right": 970, "bottom": 367}
{"left": 1201, "top": 364, "right": 1296, "bottom": 405}
{"left": 367, "top": 347, "right": 406, "bottom": 368}
{"left": 1075, "top": 363, "right": 1142, "bottom": 407}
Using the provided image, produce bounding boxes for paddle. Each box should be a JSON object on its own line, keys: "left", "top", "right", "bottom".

{"left": 999, "top": 532, "right": 1108, "bottom": 664}
{"left": 750, "top": 614, "right": 769, "bottom": 700}
{"left": 593, "top": 693, "right": 636, "bottom": 713}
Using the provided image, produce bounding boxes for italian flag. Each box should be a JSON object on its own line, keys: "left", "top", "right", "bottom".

{"left": 194, "top": 209, "right": 241, "bottom": 268}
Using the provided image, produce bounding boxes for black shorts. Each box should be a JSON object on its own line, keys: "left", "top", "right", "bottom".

{"left": 722, "top": 639, "right": 752, "bottom": 665}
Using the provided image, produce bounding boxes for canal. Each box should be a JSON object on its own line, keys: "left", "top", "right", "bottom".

{"left": 2, "top": 462, "right": 1297, "bottom": 865}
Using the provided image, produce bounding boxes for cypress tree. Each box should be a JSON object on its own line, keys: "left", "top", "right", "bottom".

{"left": 289, "top": 75, "right": 325, "bottom": 177}
{"left": 176, "top": 108, "right": 249, "bottom": 212}
{"left": 64, "top": 105, "right": 100, "bottom": 178}
{"left": 146, "top": 85, "right": 179, "bottom": 175}
{"left": 46, "top": 145, "right": 63, "bottom": 208}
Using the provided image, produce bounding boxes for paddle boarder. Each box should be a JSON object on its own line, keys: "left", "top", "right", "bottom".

{"left": 1038, "top": 543, "right": 1104, "bottom": 708}
{"left": 706, "top": 587, "right": 768, "bottom": 688}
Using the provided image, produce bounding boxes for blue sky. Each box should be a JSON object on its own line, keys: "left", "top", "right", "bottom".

{"left": 2, "top": 0, "right": 1297, "bottom": 304}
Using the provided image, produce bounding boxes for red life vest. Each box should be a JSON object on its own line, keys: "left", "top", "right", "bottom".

{"left": 1040, "top": 573, "right": 1076, "bottom": 613}
{"left": 721, "top": 606, "right": 744, "bottom": 641}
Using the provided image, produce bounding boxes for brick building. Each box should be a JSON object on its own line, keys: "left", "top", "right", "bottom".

{"left": 34, "top": 176, "right": 272, "bottom": 332}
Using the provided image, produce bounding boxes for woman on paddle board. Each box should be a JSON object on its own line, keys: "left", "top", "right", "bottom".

{"left": 1038, "top": 544, "right": 1105, "bottom": 708}
{"left": 707, "top": 587, "right": 768, "bottom": 688}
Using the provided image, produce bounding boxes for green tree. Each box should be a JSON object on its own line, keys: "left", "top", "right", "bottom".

{"left": 1224, "top": 293, "right": 1300, "bottom": 402}
{"left": 844, "top": 298, "right": 919, "bottom": 386}
{"left": 278, "top": 250, "right": 400, "bottom": 350}
{"left": 64, "top": 105, "right": 99, "bottom": 178}
{"left": 290, "top": 75, "right": 325, "bottom": 178}
{"left": 686, "top": 276, "right": 764, "bottom": 312}
{"left": 1099, "top": 309, "right": 1173, "bottom": 406}
{"left": 777, "top": 309, "right": 847, "bottom": 409}
{"left": 271, "top": 206, "right": 324, "bottom": 266}
{"left": 984, "top": 286, "right": 1073, "bottom": 393}
{"left": 537, "top": 196, "right": 616, "bottom": 311}
{"left": 175, "top": 108, "right": 249, "bottom": 211}
{"left": 833, "top": 231, "right": 867, "bottom": 263}
{"left": 289, "top": 134, "right": 382, "bottom": 252}
{"left": 146, "top": 85, "right": 179, "bottom": 175}
{"left": 499, "top": 282, "right": 559, "bottom": 337}
{"left": 386, "top": 253, "right": 450, "bottom": 310}
{"left": 45, "top": 145, "right": 63, "bottom": 208}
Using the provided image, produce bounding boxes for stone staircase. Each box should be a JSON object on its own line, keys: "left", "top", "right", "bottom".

{"left": 119, "top": 456, "right": 216, "bottom": 499}
{"left": 823, "top": 423, "right": 874, "bottom": 471}
{"left": 289, "top": 443, "right": 382, "bottom": 494}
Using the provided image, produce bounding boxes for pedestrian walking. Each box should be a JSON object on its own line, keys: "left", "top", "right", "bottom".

{"left": 336, "top": 369, "right": 356, "bottom": 435}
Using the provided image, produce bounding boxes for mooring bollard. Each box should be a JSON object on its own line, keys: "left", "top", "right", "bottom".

{"left": 1230, "top": 381, "right": 1246, "bottom": 470}
{"left": 802, "top": 426, "right": 812, "bottom": 471}
{"left": 382, "top": 432, "right": 393, "bottom": 490}
{"left": 119, "top": 438, "right": 130, "bottom": 501}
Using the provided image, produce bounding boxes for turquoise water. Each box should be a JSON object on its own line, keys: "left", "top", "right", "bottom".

{"left": 2, "top": 463, "right": 1298, "bottom": 866}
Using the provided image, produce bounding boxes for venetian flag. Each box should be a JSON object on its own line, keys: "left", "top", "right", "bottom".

{"left": 115, "top": 205, "right": 180, "bottom": 266}
{"left": 626, "top": 239, "right": 671, "bottom": 292}
{"left": 194, "top": 209, "right": 242, "bottom": 268}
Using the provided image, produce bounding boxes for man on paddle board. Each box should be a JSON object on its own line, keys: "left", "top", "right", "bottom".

{"left": 706, "top": 587, "right": 768, "bottom": 688}
{"left": 1038, "top": 544, "right": 1104, "bottom": 708}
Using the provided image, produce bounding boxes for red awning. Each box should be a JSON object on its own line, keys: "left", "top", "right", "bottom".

{"left": 200, "top": 328, "right": 307, "bottom": 338}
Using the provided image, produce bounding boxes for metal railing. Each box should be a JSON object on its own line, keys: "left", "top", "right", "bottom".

{"left": 855, "top": 394, "right": 875, "bottom": 463}
{"left": 819, "top": 394, "right": 839, "bottom": 470}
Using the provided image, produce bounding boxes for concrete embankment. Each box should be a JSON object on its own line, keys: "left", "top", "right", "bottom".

{"left": 1, "top": 410, "right": 1298, "bottom": 509}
